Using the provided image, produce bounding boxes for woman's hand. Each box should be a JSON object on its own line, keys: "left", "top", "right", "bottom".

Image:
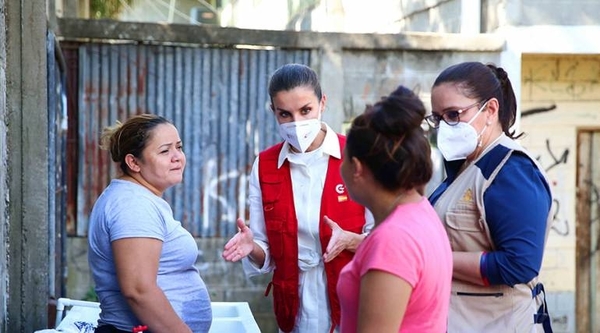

{"left": 222, "top": 218, "right": 256, "bottom": 262}
{"left": 323, "top": 215, "right": 365, "bottom": 262}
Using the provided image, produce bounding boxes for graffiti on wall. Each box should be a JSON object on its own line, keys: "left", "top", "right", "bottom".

{"left": 522, "top": 56, "right": 600, "bottom": 102}
{"left": 202, "top": 157, "right": 248, "bottom": 236}
{"left": 534, "top": 139, "right": 570, "bottom": 236}
{"left": 522, "top": 104, "right": 571, "bottom": 237}
{"left": 541, "top": 139, "right": 569, "bottom": 173}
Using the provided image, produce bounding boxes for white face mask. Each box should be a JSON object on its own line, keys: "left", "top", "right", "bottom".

{"left": 437, "top": 102, "right": 488, "bottom": 161}
{"left": 278, "top": 118, "right": 322, "bottom": 153}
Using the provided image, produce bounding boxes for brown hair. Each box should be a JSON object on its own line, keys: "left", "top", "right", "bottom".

{"left": 268, "top": 63, "right": 323, "bottom": 102}
{"left": 99, "top": 114, "right": 171, "bottom": 174}
{"left": 346, "top": 86, "right": 432, "bottom": 191}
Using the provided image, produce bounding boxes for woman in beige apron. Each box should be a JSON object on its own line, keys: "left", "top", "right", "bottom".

{"left": 426, "top": 61, "right": 554, "bottom": 333}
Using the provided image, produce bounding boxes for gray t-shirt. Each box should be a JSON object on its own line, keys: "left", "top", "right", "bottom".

{"left": 88, "top": 179, "right": 212, "bottom": 332}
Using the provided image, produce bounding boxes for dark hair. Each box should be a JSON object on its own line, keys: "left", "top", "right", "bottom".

{"left": 346, "top": 86, "right": 432, "bottom": 192}
{"left": 268, "top": 63, "right": 322, "bottom": 101}
{"left": 432, "top": 61, "right": 521, "bottom": 139}
{"left": 100, "top": 114, "right": 171, "bottom": 175}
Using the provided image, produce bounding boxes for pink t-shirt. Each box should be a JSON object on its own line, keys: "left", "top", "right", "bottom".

{"left": 337, "top": 198, "right": 452, "bottom": 332}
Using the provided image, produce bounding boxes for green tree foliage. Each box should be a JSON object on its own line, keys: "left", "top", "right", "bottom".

{"left": 83, "top": 286, "right": 98, "bottom": 302}
{"left": 90, "top": 0, "right": 133, "bottom": 19}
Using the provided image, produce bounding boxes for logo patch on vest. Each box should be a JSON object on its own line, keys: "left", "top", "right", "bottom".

{"left": 461, "top": 188, "right": 473, "bottom": 202}
{"left": 335, "top": 184, "right": 348, "bottom": 202}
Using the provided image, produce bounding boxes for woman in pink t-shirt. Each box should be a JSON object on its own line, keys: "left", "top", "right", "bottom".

{"left": 337, "top": 85, "right": 453, "bottom": 333}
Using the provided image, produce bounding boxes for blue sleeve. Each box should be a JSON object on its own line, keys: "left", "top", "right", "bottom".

{"left": 483, "top": 153, "right": 552, "bottom": 286}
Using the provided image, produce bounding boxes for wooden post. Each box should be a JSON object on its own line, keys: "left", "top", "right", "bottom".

{"left": 576, "top": 131, "right": 592, "bottom": 333}
{"left": 591, "top": 132, "right": 600, "bottom": 331}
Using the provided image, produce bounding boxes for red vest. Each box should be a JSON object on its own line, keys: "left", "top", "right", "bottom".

{"left": 259, "top": 134, "right": 366, "bottom": 332}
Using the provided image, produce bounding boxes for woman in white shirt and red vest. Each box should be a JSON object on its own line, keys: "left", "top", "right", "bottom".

{"left": 222, "top": 63, "right": 373, "bottom": 333}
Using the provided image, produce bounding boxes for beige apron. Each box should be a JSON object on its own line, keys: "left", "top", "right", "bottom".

{"left": 433, "top": 135, "right": 552, "bottom": 333}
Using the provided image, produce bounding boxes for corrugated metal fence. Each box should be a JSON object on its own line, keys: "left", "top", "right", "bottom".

{"left": 67, "top": 43, "right": 311, "bottom": 238}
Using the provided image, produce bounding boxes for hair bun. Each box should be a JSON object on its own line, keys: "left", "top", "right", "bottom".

{"left": 487, "top": 64, "right": 509, "bottom": 84}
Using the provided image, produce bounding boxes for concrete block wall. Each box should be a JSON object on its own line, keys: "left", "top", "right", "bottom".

{"left": 67, "top": 237, "right": 279, "bottom": 332}
{"left": 195, "top": 238, "right": 277, "bottom": 333}
{"left": 340, "top": 50, "right": 502, "bottom": 121}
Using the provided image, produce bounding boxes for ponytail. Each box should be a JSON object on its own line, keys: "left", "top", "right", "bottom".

{"left": 487, "top": 64, "right": 521, "bottom": 139}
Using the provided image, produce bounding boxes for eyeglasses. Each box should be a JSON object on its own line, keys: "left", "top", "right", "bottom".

{"left": 425, "top": 100, "right": 487, "bottom": 129}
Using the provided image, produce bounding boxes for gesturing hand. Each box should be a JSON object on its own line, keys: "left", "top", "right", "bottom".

{"left": 323, "top": 215, "right": 354, "bottom": 263}
{"left": 222, "top": 218, "right": 255, "bottom": 262}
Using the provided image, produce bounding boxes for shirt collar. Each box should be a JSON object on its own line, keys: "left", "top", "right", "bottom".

{"left": 277, "top": 122, "right": 341, "bottom": 168}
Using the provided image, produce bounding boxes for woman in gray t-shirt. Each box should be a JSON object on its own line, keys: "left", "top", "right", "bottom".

{"left": 88, "top": 114, "right": 212, "bottom": 333}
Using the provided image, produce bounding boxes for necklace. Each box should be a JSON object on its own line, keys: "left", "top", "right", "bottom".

{"left": 378, "top": 192, "right": 409, "bottom": 225}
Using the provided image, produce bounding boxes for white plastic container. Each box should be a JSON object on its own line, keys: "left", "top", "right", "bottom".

{"left": 50, "top": 298, "right": 262, "bottom": 333}
{"left": 209, "top": 302, "right": 261, "bottom": 333}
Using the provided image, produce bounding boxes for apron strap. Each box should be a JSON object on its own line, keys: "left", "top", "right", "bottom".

{"left": 532, "top": 283, "right": 553, "bottom": 333}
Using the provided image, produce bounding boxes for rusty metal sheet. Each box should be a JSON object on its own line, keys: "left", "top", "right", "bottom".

{"left": 72, "top": 42, "right": 310, "bottom": 237}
